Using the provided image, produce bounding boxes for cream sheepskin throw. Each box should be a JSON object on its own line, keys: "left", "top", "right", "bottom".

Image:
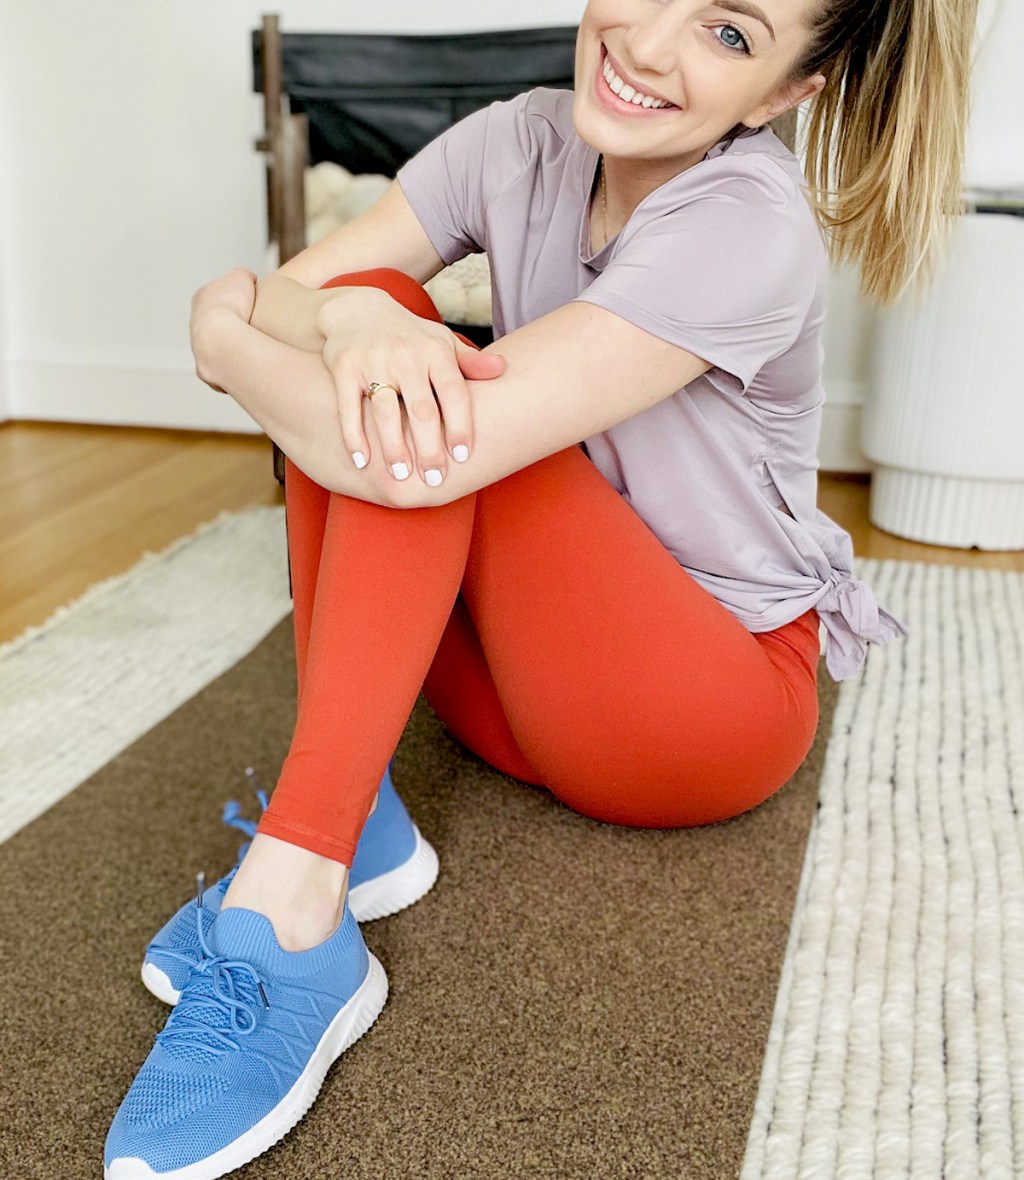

{"left": 301, "top": 160, "right": 494, "bottom": 327}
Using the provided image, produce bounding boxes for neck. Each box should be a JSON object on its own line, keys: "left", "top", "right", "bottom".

{"left": 597, "top": 128, "right": 747, "bottom": 230}
{"left": 601, "top": 152, "right": 697, "bottom": 219}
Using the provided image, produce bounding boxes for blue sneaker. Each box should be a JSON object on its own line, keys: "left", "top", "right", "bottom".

{"left": 106, "top": 896, "right": 387, "bottom": 1179}
{"left": 141, "top": 760, "right": 438, "bottom": 1005}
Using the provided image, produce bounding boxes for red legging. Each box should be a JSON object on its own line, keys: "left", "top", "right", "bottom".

{"left": 256, "top": 268, "right": 821, "bottom": 867}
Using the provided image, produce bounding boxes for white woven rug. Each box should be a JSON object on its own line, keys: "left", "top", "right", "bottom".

{"left": 0, "top": 505, "right": 290, "bottom": 846}
{"left": 743, "top": 559, "right": 1024, "bottom": 1180}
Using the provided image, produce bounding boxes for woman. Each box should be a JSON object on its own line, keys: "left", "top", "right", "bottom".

{"left": 104, "top": 0, "right": 976, "bottom": 1175}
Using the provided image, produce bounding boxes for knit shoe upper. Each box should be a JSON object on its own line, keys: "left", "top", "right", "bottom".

{"left": 107, "top": 902, "right": 387, "bottom": 1179}
{"left": 140, "top": 868, "right": 240, "bottom": 1005}
{"left": 346, "top": 762, "right": 439, "bottom": 921}
{"left": 141, "top": 762, "right": 438, "bottom": 1004}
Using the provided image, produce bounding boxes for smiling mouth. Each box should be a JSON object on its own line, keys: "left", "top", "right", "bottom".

{"left": 599, "top": 45, "right": 680, "bottom": 111}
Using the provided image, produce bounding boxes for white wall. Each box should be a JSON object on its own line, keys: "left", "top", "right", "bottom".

{"left": 0, "top": 0, "right": 882, "bottom": 468}
{"left": 964, "top": 0, "right": 1023, "bottom": 194}
{"left": 0, "top": 228, "right": 7, "bottom": 423}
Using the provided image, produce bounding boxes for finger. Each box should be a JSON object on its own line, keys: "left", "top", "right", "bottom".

{"left": 429, "top": 355, "right": 475, "bottom": 465}
{"left": 332, "top": 360, "right": 372, "bottom": 469}
{"left": 455, "top": 344, "right": 506, "bottom": 380}
{"left": 391, "top": 365, "right": 450, "bottom": 487}
{"left": 366, "top": 384, "right": 414, "bottom": 483}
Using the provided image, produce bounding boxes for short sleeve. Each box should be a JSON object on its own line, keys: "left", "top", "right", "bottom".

{"left": 395, "top": 92, "right": 533, "bottom": 268}
{"left": 572, "top": 159, "right": 822, "bottom": 393}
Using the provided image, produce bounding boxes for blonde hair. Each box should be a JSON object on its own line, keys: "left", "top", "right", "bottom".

{"left": 790, "top": 0, "right": 980, "bottom": 306}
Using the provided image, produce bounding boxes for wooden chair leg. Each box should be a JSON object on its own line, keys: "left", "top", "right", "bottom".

{"left": 257, "top": 16, "right": 309, "bottom": 487}
{"left": 269, "top": 110, "right": 308, "bottom": 489}
{"left": 257, "top": 14, "right": 282, "bottom": 252}
{"left": 278, "top": 112, "right": 309, "bottom": 264}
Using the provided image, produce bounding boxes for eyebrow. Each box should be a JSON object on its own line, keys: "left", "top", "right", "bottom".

{"left": 713, "top": 0, "right": 776, "bottom": 43}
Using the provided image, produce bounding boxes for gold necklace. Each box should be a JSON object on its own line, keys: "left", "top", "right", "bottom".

{"left": 599, "top": 155, "right": 608, "bottom": 247}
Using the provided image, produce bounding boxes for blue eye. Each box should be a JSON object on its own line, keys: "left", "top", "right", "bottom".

{"left": 714, "top": 24, "right": 752, "bottom": 54}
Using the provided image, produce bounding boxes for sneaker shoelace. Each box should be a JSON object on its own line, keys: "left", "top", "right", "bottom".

{"left": 143, "top": 870, "right": 224, "bottom": 971}
{"left": 155, "top": 872, "right": 270, "bottom": 1056}
{"left": 221, "top": 767, "right": 270, "bottom": 861}
{"left": 144, "top": 770, "right": 270, "bottom": 969}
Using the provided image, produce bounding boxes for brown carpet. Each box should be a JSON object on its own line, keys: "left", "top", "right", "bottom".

{"left": 0, "top": 616, "right": 838, "bottom": 1180}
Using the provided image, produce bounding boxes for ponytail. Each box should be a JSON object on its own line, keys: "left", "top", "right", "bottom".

{"left": 791, "top": 0, "right": 979, "bottom": 306}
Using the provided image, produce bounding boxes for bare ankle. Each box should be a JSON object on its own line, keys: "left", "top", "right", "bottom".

{"left": 222, "top": 833, "right": 350, "bottom": 951}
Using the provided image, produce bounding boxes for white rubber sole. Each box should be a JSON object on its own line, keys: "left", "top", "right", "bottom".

{"left": 140, "top": 826, "right": 438, "bottom": 1007}
{"left": 140, "top": 961, "right": 180, "bottom": 1006}
{"left": 108, "top": 951, "right": 388, "bottom": 1180}
{"left": 347, "top": 824, "right": 440, "bottom": 922}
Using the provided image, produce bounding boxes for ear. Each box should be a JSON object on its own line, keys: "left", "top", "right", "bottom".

{"left": 744, "top": 72, "right": 826, "bottom": 128}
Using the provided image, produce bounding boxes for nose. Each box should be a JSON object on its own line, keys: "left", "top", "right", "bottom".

{"left": 622, "top": 3, "right": 685, "bottom": 81}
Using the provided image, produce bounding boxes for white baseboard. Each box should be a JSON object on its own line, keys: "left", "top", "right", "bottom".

{"left": 3, "top": 357, "right": 871, "bottom": 471}
{"left": 5, "top": 356, "right": 261, "bottom": 433}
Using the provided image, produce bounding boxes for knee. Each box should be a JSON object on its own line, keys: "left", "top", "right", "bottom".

{"left": 318, "top": 267, "right": 444, "bottom": 325}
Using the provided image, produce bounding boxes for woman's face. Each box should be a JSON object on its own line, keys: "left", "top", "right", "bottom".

{"left": 573, "top": 0, "right": 825, "bottom": 178}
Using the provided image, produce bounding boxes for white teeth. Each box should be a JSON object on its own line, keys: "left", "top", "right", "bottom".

{"left": 601, "top": 56, "right": 675, "bottom": 109}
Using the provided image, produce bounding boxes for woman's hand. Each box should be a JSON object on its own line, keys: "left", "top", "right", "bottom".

{"left": 189, "top": 269, "right": 259, "bottom": 393}
{"left": 316, "top": 286, "right": 506, "bottom": 487}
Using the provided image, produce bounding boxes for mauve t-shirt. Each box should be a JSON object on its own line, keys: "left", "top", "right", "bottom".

{"left": 395, "top": 87, "right": 908, "bottom": 680}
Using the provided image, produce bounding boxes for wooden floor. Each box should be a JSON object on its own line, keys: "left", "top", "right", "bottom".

{"left": 1, "top": 420, "right": 1020, "bottom": 647}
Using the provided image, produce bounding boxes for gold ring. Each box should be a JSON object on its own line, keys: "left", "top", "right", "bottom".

{"left": 365, "top": 382, "right": 400, "bottom": 399}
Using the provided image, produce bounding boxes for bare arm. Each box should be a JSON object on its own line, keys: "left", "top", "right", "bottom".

{"left": 276, "top": 179, "right": 446, "bottom": 288}
{"left": 249, "top": 179, "right": 447, "bottom": 349}
{"left": 249, "top": 274, "right": 336, "bottom": 352}
{"left": 194, "top": 171, "right": 711, "bottom": 507}
{"left": 198, "top": 295, "right": 713, "bottom": 511}
{"left": 230, "top": 174, "right": 504, "bottom": 481}
{"left": 195, "top": 306, "right": 401, "bottom": 507}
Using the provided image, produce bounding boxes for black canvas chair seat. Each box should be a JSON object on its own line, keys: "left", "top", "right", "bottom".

{"left": 252, "top": 26, "right": 578, "bottom": 177}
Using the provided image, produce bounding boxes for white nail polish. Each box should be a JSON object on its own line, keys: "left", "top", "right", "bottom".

{"left": 352, "top": 451, "right": 367, "bottom": 469}
{"left": 391, "top": 462, "right": 410, "bottom": 480}
{"left": 452, "top": 444, "right": 470, "bottom": 462}
{"left": 424, "top": 468, "right": 443, "bottom": 487}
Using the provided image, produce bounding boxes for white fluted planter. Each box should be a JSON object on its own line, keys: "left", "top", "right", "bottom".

{"left": 862, "top": 212, "right": 1024, "bottom": 550}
